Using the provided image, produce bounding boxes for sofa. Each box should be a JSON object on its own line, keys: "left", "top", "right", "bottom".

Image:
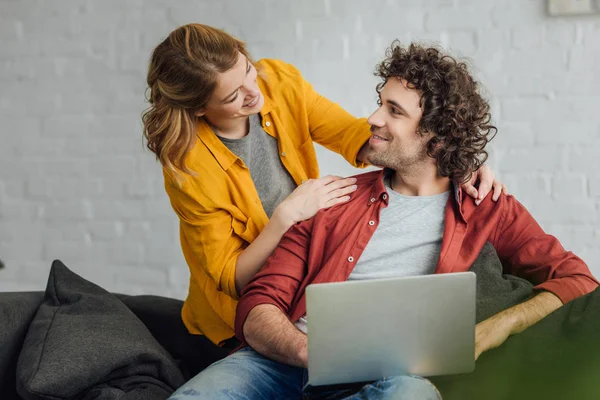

{"left": 2, "top": 253, "right": 600, "bottom": 400}
{"left": 1, "top": 261, "right": 230, "bottom": 400}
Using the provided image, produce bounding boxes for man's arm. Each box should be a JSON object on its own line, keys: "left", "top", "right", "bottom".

{"left": 243, "top": 304, "right": 308, "bottom": 368}
{"left": 475, "top": 291, "right": 563, "bottom": 359}
{"left": 491, "top": 194, "right": 598, "bottom": 304}
{"left": 479, "top": 194, "right": 598, "bottom": 359}
{"left": 235, "top": 217, "right": 313, "bottom": 356}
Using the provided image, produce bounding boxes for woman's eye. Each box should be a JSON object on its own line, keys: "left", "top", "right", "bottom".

{"left": 227, "top": 93, "right": 238, "bottom": 103}
{"left": 246, "top": 63, "right": 252, "bottom": 73}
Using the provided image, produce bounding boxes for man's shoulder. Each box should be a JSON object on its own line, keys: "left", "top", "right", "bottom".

{"left": 346, "top": 170, "right": 384, "bottom": 200}
{"left": 459, "top": 190, "right": 508, "bottom": 222}
{"left": 313, "top": 170, "right": 383, "bottom": 218}
{"left": 458, "top": 191, "right": 534, "bottom": 229}
{"left": 351, "top": 169, "right": 383, "bottom": 185}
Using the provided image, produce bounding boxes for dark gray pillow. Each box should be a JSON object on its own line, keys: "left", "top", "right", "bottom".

{"left": 16, "top": 260, "right": 185, "bottom": 400}
{"left": 0, "top": 291, "right": 44, "bottom": 400}
{"left": 470, "top": 242, "right": 535, "bottom": 323}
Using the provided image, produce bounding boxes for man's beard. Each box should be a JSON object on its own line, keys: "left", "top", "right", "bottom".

{"left": 366, "top": 142, "right": 429, "bottom": 174}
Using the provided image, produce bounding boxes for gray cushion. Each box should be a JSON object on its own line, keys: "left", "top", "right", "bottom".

{"left": 471, "top": 242, "right": 535, "bottom": 323}
{"left": 0, "top": 291, "right": 44, "bottom": 400}
{"left": 16, "top": 260, "right": 185, "bottom": 400}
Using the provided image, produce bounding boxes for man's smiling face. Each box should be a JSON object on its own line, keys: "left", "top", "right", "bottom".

{"left": 365, "top": 78, "right": 433, "bottom": 173}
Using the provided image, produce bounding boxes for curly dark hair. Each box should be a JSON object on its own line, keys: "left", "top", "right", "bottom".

{"left": 375, "top": 41, "right": 497, "bottom": 184}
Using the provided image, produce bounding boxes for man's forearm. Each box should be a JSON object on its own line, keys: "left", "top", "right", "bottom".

{"left": 243, "top": 304, "right": 308, "bottom": 368}
{"left": 475, "top": 291, "right": 564, "bottom": 359}
{"left": 500, "top": 291, "right": 563, "bottom": 335}
{"left": 509, "top": 291, "right": 564, "bottom": 334}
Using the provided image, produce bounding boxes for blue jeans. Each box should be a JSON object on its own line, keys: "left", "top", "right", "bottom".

{"left": 169, "top": 347, "right": 441, "bottom": 400}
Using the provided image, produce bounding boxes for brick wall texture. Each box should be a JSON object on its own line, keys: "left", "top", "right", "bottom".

{"left": 1, "top": 0, "right": 598, "bottom": 296}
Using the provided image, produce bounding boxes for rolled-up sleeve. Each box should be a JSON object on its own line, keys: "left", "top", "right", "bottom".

{"left": 166, "top": 178, "right": 244, "bottom": 301}
{"left": 235, "top": 219, "right": 313, "bottom": 342}
{"left": 178, "top": 210, "right": 243, "bottom": 300}
{"left": 492, "top": 195, "right": 599, "bottom": 304}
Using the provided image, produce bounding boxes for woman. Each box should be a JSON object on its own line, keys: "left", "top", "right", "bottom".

{"left": 142, "top": 24, "right": 503, "bottom": 356}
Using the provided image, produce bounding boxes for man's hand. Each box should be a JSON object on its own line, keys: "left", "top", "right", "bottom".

{"left": 474, "top": 291, "right": 563, "bottom": 360}
{"left": 462, "top": 165, "right": 507, "bottom": 205}
{"left": 475, "top": 313, "right": 513, "bottom": 360}
{"left": 243, "top": 304, "right": 308, "bottom": 368}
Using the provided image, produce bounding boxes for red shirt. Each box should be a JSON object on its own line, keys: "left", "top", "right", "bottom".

{"left": 235, "top": 170, "right": 599, "bottom": 342}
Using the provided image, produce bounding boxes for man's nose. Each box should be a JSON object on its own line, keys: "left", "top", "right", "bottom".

{"left": 367, "top": 107, "right": 385, "bottom": 128}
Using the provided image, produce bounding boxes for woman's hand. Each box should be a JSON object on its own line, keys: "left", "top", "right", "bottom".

{"left": 274, "top": 175, "right": 358, "bottom": 227}
{"left": 462, "top": 165, "right": 508, "bottom": 206}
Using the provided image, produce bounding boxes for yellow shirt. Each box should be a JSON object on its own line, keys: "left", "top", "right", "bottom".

{"left": 164, "top": 59, "right": 371, "bottom": 345}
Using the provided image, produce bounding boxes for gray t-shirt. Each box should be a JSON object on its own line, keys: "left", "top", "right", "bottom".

{"left": 217, "top": 114, "right": 297, "bottom": 218}
{"left": 347, "top": 180, "right": 449, "bottom": 280}
{"left": 296, "top": 177, "right": 449, "bottom": 334}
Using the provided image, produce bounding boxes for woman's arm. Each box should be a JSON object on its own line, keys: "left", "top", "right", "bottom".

{"left": 171, "top": 173, "right": 357, "bottom": 300}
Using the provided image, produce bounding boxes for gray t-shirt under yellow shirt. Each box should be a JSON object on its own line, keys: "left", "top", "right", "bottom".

{"left": 216, "top": 114, "right": 297, "bottom": 218}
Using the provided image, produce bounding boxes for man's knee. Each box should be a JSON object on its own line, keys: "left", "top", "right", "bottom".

{"left": 169, "top": 351, "right": 263, "bottom": 399}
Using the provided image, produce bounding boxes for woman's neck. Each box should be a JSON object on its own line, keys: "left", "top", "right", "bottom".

{"left": 205, "top": 116, "right": 250, "bottom": 139}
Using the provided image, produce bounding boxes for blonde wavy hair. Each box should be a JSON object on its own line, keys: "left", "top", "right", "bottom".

{"left": 142, "top": 24, "right": 252, "bottom": 180}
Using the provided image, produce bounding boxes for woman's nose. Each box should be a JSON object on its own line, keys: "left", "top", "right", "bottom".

{"left": 243, "top": 85, "right": 260, "bottom": 98}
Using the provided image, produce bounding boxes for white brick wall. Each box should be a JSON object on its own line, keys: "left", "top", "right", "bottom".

{"left": 1, "top": 0, "right": 599, "bottom": 297}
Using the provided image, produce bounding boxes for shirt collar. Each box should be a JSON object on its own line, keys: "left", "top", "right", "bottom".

{"left": 258, "top": 85, "right": 278, "bottom": 116}
{"left": 256, "top": 71, "right": 277, "bottom": 117}
{"left": 374, "top": 168, "right": 467, "bottom": 222}
{"left": 196, "top": 119, "right": 239, "bottom": 171}
{"left": 452, "top": 183, "right": 467, "bottom": 222}
{"left": 367, "top": 169, "right": 391, "bottom": 206}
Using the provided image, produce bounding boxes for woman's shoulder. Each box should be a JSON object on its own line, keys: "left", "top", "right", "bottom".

{"left": 256, "top": 58, "right": 303, "bottom": 82}
{"left": 163, "top": 140, "right": 227, "bottom": 202}
{"left": 256, "top": 59, "right": 309, "bottom": 107}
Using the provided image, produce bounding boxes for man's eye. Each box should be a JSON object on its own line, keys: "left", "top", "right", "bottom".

{"left": 227, "top": 94, "right": 238, "bottom": 103}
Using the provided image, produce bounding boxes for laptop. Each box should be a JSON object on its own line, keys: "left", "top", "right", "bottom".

{"left": 305, "top": 272, "right": 476, "bottom": 387}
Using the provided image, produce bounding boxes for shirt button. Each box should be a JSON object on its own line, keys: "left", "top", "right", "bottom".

{"left": 368, "top": 221, "right": 375, "bottom": 226}
{"left": 281, "top": 152, "right": 286, "bottom": 157}
{"left": 348, "top": 256, "right": 354, "bottom": 262}
{"left": 382, "top": 194, "right": 388, "bottom": 200}
{"left": 265, "top": 121, "right": 271, "bottom": 127}
{"left": 370, "top": 198, "right": 376, "bottom": 203}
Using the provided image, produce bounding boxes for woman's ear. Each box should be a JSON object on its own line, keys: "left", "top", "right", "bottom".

{"left": 195, "top": 109, "right": 206, "bottom": 117}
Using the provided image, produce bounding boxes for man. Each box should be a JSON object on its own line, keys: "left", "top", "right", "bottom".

{"left": 169, "top": 42, "right": 598, "bottom": 400}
